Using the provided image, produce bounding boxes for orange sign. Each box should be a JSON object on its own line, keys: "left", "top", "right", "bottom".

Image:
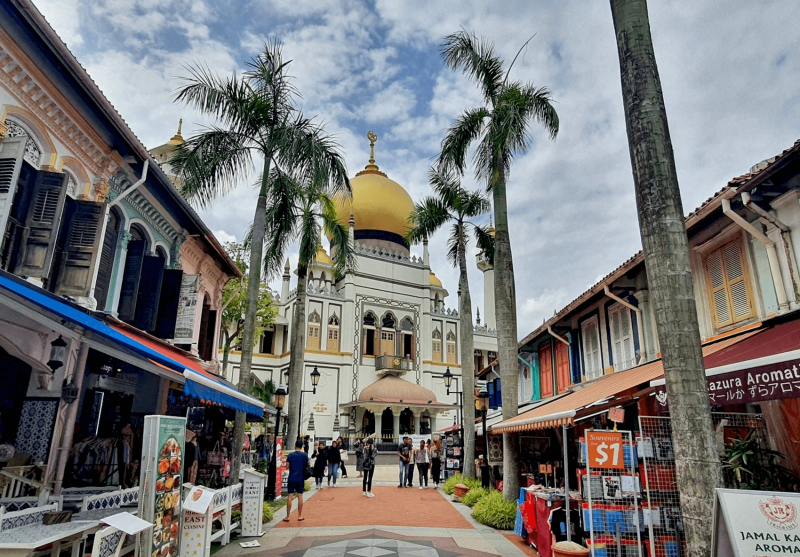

{"left": 586, "top": 430, "right": 625, "bottom": 469}
{"left": 608, "top": 407, "right": 625, "bottom": 423}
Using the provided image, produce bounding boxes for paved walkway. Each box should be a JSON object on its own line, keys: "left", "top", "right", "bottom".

{"left": 215, "top": 477, "right": 533, "bottom": 557}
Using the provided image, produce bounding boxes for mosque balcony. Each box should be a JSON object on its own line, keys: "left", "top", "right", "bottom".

{"left": 476, "top": 250, "right": 493, "bottom": 271}
{"left": 375, "top": 354, "right": 413, "bottom": 375}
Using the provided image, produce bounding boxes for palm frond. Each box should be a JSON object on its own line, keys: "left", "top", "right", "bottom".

{"left": 446, "top": 222, "right": 464, "bottom": 267}
{"left": 261, "top": 169, "right": 302, "bottom": 277}
{"left": 319, "top": 193, "right": 356, "bottom": 276}
{"left": 460, "top": 189, "right": 492, "bottom": 218}
{"left": 297, "top": 206, "right": 320, "bottom": 270}
{"left": 437, "top": 107, "right": 489, "bottom": 176}
{"left": 406, "top": 196, "right": 452, "bottom": 245}
{"left": 473, "top": 224, "right": 495, "bottom": 266}
{"left": 427, "top": 166, "right": 461, "bottom": 208}
{"left": 442, "top": 30, "right": 504, "bottom": 105}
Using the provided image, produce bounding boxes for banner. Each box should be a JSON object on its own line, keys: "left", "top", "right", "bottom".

{"left": 172, "top": 274, "right": 199, "bottom": 343}
{"left": 274, "top": 436, "right": 284, "bottom": 498}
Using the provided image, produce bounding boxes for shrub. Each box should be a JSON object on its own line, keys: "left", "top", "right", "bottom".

{"left": 304, "top": 481, "right": 311, "bottom": 492}
{"left": 231, "top": 509, "right": 242, "bottom": 523}
{"left": 262, "top": 502, "right": 274, "bottom": 523}
{"left": 463, "top": 476, "right": 482, "bottom": 490}
{"left": 443, "top": 473, "right": 462, "bottom": 495}
{"left": 462, "top": 487, "right": 491, "bottom": 508}
{"left": 471, "top": 491, "right": 517, "bottom": 530}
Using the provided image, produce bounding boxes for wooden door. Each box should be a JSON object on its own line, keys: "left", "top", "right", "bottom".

{"left": 539, "top": 342, "right": 554, "bottom": 398}
{"left": 380, "top": 330, "right": 395, "bottom": 355}
{"left": 307, "top": 324, "right": 320, "bottom": 350}
{"left": 555, "top": 340, "right": 571, "bottom": 394}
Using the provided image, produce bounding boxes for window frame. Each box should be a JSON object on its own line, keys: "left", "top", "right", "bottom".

{"left": 703, "top": 238, "right": 756, "bottom": 329}
{"left": 580, "top": 315, "right": 603, "bottom": 380}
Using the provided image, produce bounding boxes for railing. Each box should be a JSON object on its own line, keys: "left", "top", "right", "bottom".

{"left": 375, "top": 355, "right": 413, "bottom": 373}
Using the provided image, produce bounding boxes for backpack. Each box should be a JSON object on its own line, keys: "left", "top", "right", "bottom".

{"left": 362, "top": 447, "right": 375, "bottom": 470}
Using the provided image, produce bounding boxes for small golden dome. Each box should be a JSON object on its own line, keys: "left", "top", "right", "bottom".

{"left": 315, "top": 244, "right": 333, "bottom": 266}
{"left": 358, "top": 375, "right": 438, "bottom": 404}
{"left": 167, "top": 119, "right": 184, "bottom": 146}
{"left": 429, "top": 271, "right": 442, "bottom": 287}
{"left": 487, "top": 215, "right": 495, "bottom": 237}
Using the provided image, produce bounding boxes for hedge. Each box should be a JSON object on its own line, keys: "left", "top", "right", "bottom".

{"left": 471, "top": 491, "right": 517, "bottom": 530}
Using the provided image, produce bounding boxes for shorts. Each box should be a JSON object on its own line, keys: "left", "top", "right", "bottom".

{"left": 287, "top": 480, "right": 304, "bottom": 494}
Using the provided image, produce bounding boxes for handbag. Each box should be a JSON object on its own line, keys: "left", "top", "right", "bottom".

{"left": 303, "top": 464, "right": 313, "bottom": 480}
{"left": 207, "top": 442, "right": 225, "bottom": 466}
{"left": 222, "top": 460, "right": 231, "bottom": 478}
{"left": 340, "top": 449, "right": 349, "bottom": 463}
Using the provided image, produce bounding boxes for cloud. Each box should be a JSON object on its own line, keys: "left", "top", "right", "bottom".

{"left": 212, "top": 230, "right": 237, "bottom": 244}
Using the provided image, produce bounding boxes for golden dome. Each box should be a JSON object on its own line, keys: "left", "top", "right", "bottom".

{"left": 315, "top": 244, "right": 333, "bottom": 266}
{"left": 429, "top": 271, "right": 442, "bottom": 287}
{"left": 358, "top": 375, "right": 438, "bottom": 404}
{"left": 167, "top": 119, "right": 184, "bottom": 146}
{"left": 333, "top": 132, "right": 414, "bottom": 244}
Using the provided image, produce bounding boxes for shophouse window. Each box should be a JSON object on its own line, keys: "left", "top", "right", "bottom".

{"left": 555, "top": 339, "right": 571, "bottom": 394}
{"left": 307, "top": 310, "right": 321, "bottom": 350}
{"left": 432, "top": 328, "right": 442, "bottom": 362}
{"left": 704, "top": 239, "right": 755, "bottom": 328}
{"left": 608, "top": 304, "right": 634, "bottom": 372}
{"left": 581, "top": 316, "right": 602, "bottom": 380}
{"left": 327, "top": 314, "right": 340, "bottom": 352}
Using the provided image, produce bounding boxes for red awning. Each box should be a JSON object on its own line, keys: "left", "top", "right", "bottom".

{"left": 704, "top": 318, "right": 800, "bottom": 369}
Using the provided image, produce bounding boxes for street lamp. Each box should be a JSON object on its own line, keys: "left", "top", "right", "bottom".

{"left": 297, "top": 366, "right": 321, "bottom": 441}
{"left": 443, "top": 367, "right": 464, "bottom": 470}
{"left": 476, "top": 387, "right": 491, "bottom": 489}
{"left": 266, "top": 383, "right": 287, "bottom": 501}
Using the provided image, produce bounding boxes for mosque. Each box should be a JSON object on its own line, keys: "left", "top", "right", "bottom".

{"left": 167, "top": 131, "right": 500, "bottom": 441}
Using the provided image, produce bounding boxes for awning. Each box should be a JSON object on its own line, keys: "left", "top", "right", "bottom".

{"left": 494, "top": 330, "right": 760, "bottom": 433}
{"left": 0, "top": 271, "right": 264, "bottom": 417}
{"left": 651, "top": 318, "right": 800, "bottom": 406}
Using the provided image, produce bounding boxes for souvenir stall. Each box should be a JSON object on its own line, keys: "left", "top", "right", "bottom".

{"left": 435, "top": 424, "right": 463, "bottom": 478}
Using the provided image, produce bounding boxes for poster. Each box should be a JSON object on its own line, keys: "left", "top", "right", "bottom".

{"left": 713, "top": 488, "right": 800, "bottom": 557}
{"left": 172, "top": 274, "right": 199, "bottom": 343}
{"left": 274, "top": 436, "right": 284, "bottom": 498}
{"left": 139, "top": 416, "right": 185, "bottom": 557}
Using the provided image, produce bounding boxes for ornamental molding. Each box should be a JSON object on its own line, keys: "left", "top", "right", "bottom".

{"left": 109, "top": 175, "right": 181, "bottom": 244}
{"left": 0, "top": 36, "right": 118, "bottom": 178}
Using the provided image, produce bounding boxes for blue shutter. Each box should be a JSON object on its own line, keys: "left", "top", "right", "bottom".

{"left": 493, "top": 378, "right": 502, "bottom": 410}
{"left": 487, "top": 380, "right": 496, "bottom": 409}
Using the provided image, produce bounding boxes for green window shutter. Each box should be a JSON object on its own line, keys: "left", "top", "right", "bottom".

{"left": 153, "top": 269, "right": 184, "bottom": 339}
{"left": 133, "top": 255, "right": 166, "bottom": 332}
{"left": 118, "top": 240, "right": 146, "bottom": 321}
{"left": 14, "top": 170, "right": 68, "bottom": 279}
{"left": 53, "top": 200, "right": 105, "bottom": 297}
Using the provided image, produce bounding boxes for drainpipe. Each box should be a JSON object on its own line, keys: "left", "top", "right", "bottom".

{"left": 721, "top": 196, "right": 789, "bottom": 311}
{"left": 603, "top": 285, "right": 646, "bottom": 363}
{"left": 547, "top": 325, "right": 570, "bottom": 346}
{"left": 109, "top": 159, "right": 149, "bottom": 207}
{"left": 741, "top": 192, "right": 800, "bottom": 303}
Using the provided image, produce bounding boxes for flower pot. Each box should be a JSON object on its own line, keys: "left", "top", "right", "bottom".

{"left": 551, "top": 541, "right": 590, "bottom": 557}
{"left": 454, "top": 484, "right": 469, "bottom": 498}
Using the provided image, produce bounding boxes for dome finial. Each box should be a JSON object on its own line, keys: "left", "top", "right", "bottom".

{"left": 367, "top": 130, "right": 378, "bottom": 165}
{"left": 169, "top": 118, "right": 185, "bottom": 145}
{"left": 177, "top": 118, "right": 182, "bottom": 136}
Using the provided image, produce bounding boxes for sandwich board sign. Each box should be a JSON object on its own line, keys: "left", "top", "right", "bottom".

{"left": 241, "top": 469, "right": 267, "bottom": 537}
{"left": 713, "top": 488, "right": 800, "bottom": 556}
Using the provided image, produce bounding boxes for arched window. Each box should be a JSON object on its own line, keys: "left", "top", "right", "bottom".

{"left": 4, "top": 119, "right": 42, "bottom": 167}
{"left": 307, "top": 309, "right": 321, "bottom": 350}
{"left": 432, "top": 328, "right": 442, "bottom": 362}
{"left": 362, "top": 410, "right": 375, "bottom": 436}
{"left": 362, "top": 311, "right": 377, "bottom": 356}
{"left": 380, "top": 408, "right": 393, "bottom": 437}
{"left": 327, "top": 313, "right": 340, "bottom": 352}
{"left": 400, "top": 317, "right": 414, "bottom": 359}
{"left": 63, "top": 169, "right": 78, "bottom": 198}
{"left": 94, "top": 206, "right": 123, "bottom": 311}
{"left": 399, "top": 408, "right": 415, "bottom": 435}
{"left": 446, "top": 330, "right": 457, "bottom": 364}
{"left": 380, "top": 313, "right": 396, "bottom": 356}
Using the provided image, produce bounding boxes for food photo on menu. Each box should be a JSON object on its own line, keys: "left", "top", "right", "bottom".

{"left": 152, "top": 436, "right": 182, "bottom": 557}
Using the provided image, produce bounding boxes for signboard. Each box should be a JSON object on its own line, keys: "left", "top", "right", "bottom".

{"left": 181, "top": 509, "right": 212, "bottom": 557}
{"left": 274, "top": 436, "right": 284, "bottom": 498}
{"left": 138, "top": 415, "right": 185, "bottom": 557}
{"left": 172, "top": 274, "right": 199, "bottom": 343}
{"left": 312, "top": 401, "right": 329, "bottom": 415}
{"left": 183, "top": 486, "right": 214, "bottom": 514}
{"left": 608, "top": 406, "right": 625, "bottom": 423}
{"left": 586, "top": 430, "right": 625, "bottom": 470}
{"left": 241, "top": 469, "right": 267, "bottom": 537}
{"left": 713, "top": 488, "right": 800, "bottom": 556}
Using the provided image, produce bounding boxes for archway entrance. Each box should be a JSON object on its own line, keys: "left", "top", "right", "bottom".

{"left": 399, "top": 408, "right": 415, "bottom": 435}
{"left": 380, "top": 408, "right": 394, "bottom": 437}
{"left": 362, "top": 410, "right": 375, "bottom": 436}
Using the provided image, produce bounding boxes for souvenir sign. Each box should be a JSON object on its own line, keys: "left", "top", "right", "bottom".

{"left": 586, "top": 430, "right": 625, "bottom": 470}
{"left": 241, "top": 469, "right": 267, "bottom": 537}
{"left": 713, "top": 488, "right": 800, "bottom": 556}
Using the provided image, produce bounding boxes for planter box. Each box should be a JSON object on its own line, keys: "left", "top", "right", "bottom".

{"left": 454, "top": 484, "right": 470, "bottom": 498}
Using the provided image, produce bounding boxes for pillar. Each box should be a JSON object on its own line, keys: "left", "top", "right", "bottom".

{"left": 393, "top": 411, "right": 400, "bottom": 440}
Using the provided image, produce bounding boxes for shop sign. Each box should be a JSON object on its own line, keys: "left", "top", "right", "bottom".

{"left": 608, "top": 407, "right": 625, "bottom": 423}
{"left": 713, "top": 488, "right": 800, "bottom": 556}
{"left": 95, "top": 373, "right": 138, "bottom": 395}
{"left": 312, "top": 402, "right": 329, "bottom": 415}
{"left": 172, "top": 275, "right": 200, "bottom": 343}
{"left": 139, "top": 415, "right": 185, "bottom": 557}
{"left": 241, "top": 469, "right": 267, "bottom": 536}
{"left": 586, "top": 430, "right": 624, "bottom": 470}
{"left": 655, "top": 357, "right": 800, "bottom": 407}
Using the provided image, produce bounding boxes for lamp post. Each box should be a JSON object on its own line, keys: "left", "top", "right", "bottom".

{"left": 296, "top": 366, "right": 321, "bottom": 441}
{"left": 266, "top": 383, "right": 287, "bottom": 501}
{"left": 476, "top": 387, "right": 491, "bottom": 489}
{"left": 443, "top": 367, "right": 464, "bottom": 469}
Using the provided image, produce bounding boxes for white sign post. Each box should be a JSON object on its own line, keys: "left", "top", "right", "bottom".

{"left": 241, "top": 469, "right": 267, "bottom": 537}
{"left": 713, "top": 488, "right": 800, "bottom": 557}
{"left": 180, "top": 486, "right": 215, "bottom": 557}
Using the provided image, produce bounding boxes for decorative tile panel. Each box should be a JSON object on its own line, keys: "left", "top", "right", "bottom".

{"left": 14, "top": 399, "right": 58, "bottom": 464}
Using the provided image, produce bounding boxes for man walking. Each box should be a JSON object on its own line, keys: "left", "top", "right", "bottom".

{"left": 284, "top": 439, "right": 309, "bottom": 522}
{"left": 397, "top": 436, "right": 411, "bottom": 487}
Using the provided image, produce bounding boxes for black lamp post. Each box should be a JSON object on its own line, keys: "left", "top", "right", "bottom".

{"left": 266, "top": 383, "right": 287, "bottom": 501}
{"left": 477, "top": 387, "right": 491, "bottom": 489}
{"left": 443, "top": 367, "right": 464, "bottom": 467}
{"left": 297, "top": 366, "right": 321, "bottom": 441}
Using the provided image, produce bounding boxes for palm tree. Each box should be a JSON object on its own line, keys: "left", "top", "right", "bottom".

{"left": 251, "top": 166, "right": 356, "bottom": 443}
{"left": 609, "top": 1, "right": 720, "bottom": 554}
{"left": 171, "top": 40, "right": 350, "bottom": 484}
{"left": 438, "top": 31, "right": 558, "bottom": 499}
{"left": 407, "top": 166, "right": 493, "bottom": 478}
{"left": 250, "top": 380, "right": 276, "bottom": 407}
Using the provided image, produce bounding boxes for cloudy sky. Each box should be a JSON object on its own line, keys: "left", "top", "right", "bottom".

{"left": 34, "top": 0, "right": 800, "bottom": 337}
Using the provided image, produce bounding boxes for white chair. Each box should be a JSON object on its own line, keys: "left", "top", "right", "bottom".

{"left": 89, "top": 526, "right": 125, "bottom": 557}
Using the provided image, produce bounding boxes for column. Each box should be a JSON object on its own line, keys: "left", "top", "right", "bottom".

{"left": 393, "top": 410, "right": 400, "bottom": 441}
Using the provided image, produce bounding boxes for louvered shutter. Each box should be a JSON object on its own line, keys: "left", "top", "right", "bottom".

{"left": 609, "top": 306, "right": 634, "bottom": 372}
{"left": 197, "top": 302, "right": 211, "bottom": 358}
{"left": 555, "top": 340, "right": 571, "bottom": 393}
{"left": 582, "top": 318, "right": 601, "bottom": 379}
{"left": 0, "top": 138, "right": 26, "bottom": 245}
{"left": 201, "top": 310, "right": 217, "bottom": 361}
{"left": 706, "top": 250, "right": 731, "bottom": 326}
{"left": 14, "top": 170, "right": 68, "bottom": 278}
{"left": 53, "top": 200, "right": 104, "bottom": 297}
{"left": 133, "top": 255, "right": 166, "bottom": 332}
{"left": 118, "top": 240, "right": 146, "bottom": 321}
{"left": 724, "top": 242, "right": 752, "bottom": 320}
{"left": 539, "top": 342, "right": 553, "bottom": 398}
{"left": 153, "top": 269, "right": 183, "bottom": 339}
{"left": 94, "top": 210, "right": 120, "bottom": 310}
{"left": 706, "top": 241, "right": 753, "bottom": 328}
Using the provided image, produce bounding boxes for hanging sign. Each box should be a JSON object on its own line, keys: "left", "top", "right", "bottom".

{"left": 586, "top": 430, "right": 625, "bottom": 470}
{"left": 172, "top": 274, "right": 200, "bottom": 343}
{"left": 241, "top": 469, "right": 267, "bottom": 537}
{"left": 713, "top": 488, "right": 800, "bottom": 556}
{"left": 608, "top": 407, "right": 625, "bottom": 423}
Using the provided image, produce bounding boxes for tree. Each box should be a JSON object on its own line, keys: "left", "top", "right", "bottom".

{"left": 439, "top": 30, "right": 558, "bottom": 499}
{"left": 172, "top": 40, "right": 350, "bottom": 484}
{"left": 609, "top": 2, "right": 721, "bottom": 554}
{"left": 250, "top": 166, "right": 355, "bottom": 443}
{"left": 219, "top": 242, "right": 276, "bottom": 379}
{"left": 407, "top": 166, "right": 494, "bottom": 478}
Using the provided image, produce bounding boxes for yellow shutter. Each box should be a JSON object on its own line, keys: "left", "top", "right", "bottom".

{"left": 705, "top": 240, "right": 754, "bottom": 328}
{"left": 307, "top": 325, "right": 320, "bottom": 350}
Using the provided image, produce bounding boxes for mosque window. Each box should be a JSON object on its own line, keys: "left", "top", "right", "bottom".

{"left": 432, "top": 328, "right": 442, "bottom": 362}
{"left": 362, "top": 311, "right": 377, "bottom": 355}
{"left": 446, "top": 331, "right": 457, "bottom": 364}
{"left": 401, "top": 317, "right": 414, "bottom": 359}
{"left": 327, "top": 313, "right": 340, "bottom": 352}
{"left": 307, "top": 309, "right": 321, "bottom": 350}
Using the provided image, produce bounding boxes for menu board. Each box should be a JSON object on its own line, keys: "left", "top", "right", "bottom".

{"left": 139, "top": 416, "right": 185, "bottom": 557}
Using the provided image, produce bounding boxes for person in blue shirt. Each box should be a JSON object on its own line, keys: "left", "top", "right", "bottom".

{"left": 284, "top": 438, "right": 309, "bottom": 522}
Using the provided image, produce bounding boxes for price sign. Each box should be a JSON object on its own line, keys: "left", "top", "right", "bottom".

{"left": 586, "top": 430, "right": 624, "bottom": 469}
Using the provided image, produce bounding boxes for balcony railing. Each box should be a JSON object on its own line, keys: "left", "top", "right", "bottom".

{"left": 375, "top": 354, "right": 413, "bottom": 373}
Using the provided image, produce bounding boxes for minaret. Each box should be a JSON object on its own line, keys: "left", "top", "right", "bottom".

{"left": 281, "top": 259, "right": 291, "bottom": 301}
{"left": 423, "top": 236, "right": 430, "bottom": 267}
{"left": 150, "top": 119, "right": 185, "bottom": 187}
{"left": 476, "top": 217, "right": 496, "bottom": 329}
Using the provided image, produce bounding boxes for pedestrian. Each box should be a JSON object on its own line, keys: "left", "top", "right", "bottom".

{"left": 361, "top": 438, "right": 377, "bottom": 498}
{"left": 303, "top": 435, "right": 310, "bottom": 454}
{"left": 430, "top": 438, "right": 443, "bottom": 487}
{"left": 415, "top": 439, "right": 430, "bottom": 489}
{"left": 405, "top": 437, "right": 416, "bottom": 487}
{"left": 355, "top": 438, "right": 364, "bottom": 478}
{"left": 183, "top": 429, "right": 198, "bottom": 484}
{"left": 426, "top": 439, "right": 433, "bottom": 482}
{"left": 397, "top": 436, "right": 411, "bottom": 487}
{"left": 311, "top": 440, "right": 328, "bottom": 489}
{"left": 336, "top": 436, "right": 348, "bottom": 478}
{"left": 284, "top": 439, "right": 309, "bottom": 522}
{"left": 327, "top": 439, "right": 341, "bottom": 487}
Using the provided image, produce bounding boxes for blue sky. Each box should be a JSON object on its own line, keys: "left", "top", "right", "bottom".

{"left": 35, "top": 0, "right": 800, "bottom": 337}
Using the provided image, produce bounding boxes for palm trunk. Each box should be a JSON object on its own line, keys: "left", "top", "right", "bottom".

{"left": 222, "top": 329, "right": 232, "bottom": 379}
{"left": 492, "top": 165, "right": 520, "bottom": 500}
{"left": 230, "top": 156, "right": 271, "bottom": 484}
{"left": 457, "top": 221, "right": 477, "bottom": 478}
{"left": 285, "top": 263, "right": 308, "bottom": 444}
{"left": 610, "top": 1, "right": 720, "bottom": 554}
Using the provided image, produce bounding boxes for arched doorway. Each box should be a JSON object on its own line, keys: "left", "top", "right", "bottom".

{"left": 399, "top": 408, "right": 415, "bottom": 435}
{"left": 362, "top": 410, "right": 375, "bottom": 436}
{"left": 380, "top": 408, "right": 393, "bottom": 437}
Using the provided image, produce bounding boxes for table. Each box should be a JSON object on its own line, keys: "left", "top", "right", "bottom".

{"left": 0, "top": 520, "right": 97, "bottom": 557}
{"left": 72, "top": 506, "right": 138, "bottom": 522}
